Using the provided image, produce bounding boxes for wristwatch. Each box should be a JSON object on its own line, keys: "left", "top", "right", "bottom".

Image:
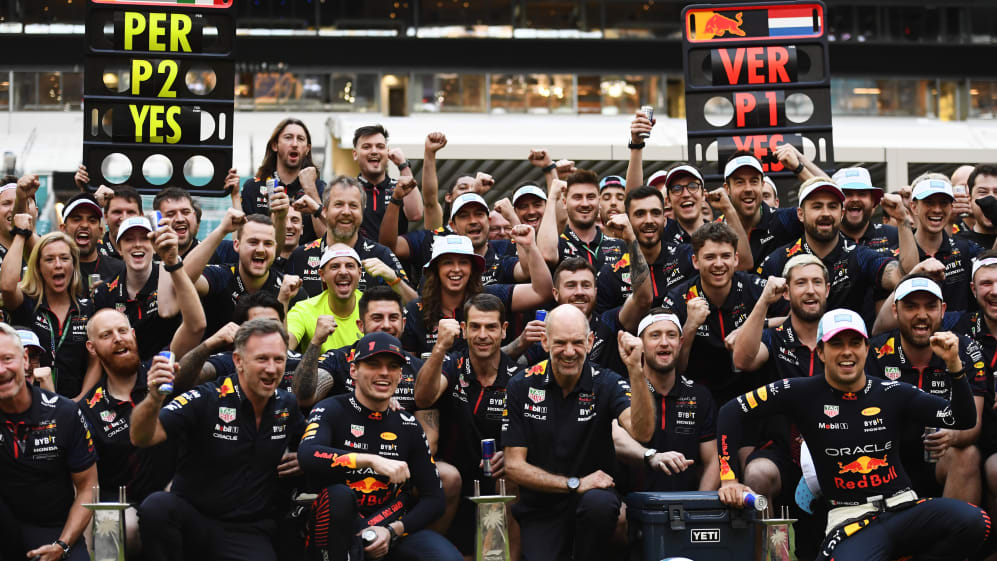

{"left": 397, "top": 161, "right": 411, "bottom": 171}
{"left": 643, "top": 448, "right": 658, "bottom": 466}
{"left": 566, "top": 476, "right": 580, "bottom": 493}
{"left": 386, "top": 524, "right": 400, "bottom": 545}
{"left": 163, "top": 256, "right": 184, "bottom": 273}
{"left": 389, "top": 196, "right": 404, "bottom": 206}
{"left": 53, "top": 540, "right": 70, "bottom": 560}
{"left": 11, "top": 226, "right": 31, "bottom": 238}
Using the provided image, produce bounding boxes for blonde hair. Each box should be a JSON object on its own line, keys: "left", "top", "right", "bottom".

{"left": 782, "top": 253, "right": 829, "bottom": 282}
{"left": 20, "top": 232, "right": 82, "bottom": 307}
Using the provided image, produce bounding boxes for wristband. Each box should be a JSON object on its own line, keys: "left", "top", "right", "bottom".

{"left": 950, "top": 368, "right": 966, "bottom": 380}
{"left": 11, "top": 226, "right": 30, "bottom": 238}
{"left": 762, "top": 319, "right": 770, "bottom": 329}
{"left": 542, "top": 163, "right": 557, "bottom": 173}
{"left": 397, "top": 161, "right": 410, "bottom": 171}
{"left": 793, "top": 161, "right": 805, "bottom": 174}
{"left": 164, "top": 257, "right": 184, "bottom": 273}
{"left": 386, "top": 525, "right": 400, "bottom": 545}
{"left": 386, "top": 276, "right": 401, "bottom": 287}
{"left": 389, "top": 196, "right": 403, "bottom": 206}
{"left": 628, "top": 141, "right": 646, "bottom": 150}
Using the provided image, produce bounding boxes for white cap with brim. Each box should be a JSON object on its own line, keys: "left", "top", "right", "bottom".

{"left": 62, "top": 197, "right": 103, "bottom": 221}
{"left": 450, "top": 193, "right": 489, "bottom": 221}
{"left": 665, "top": 165, "right": 705, "bottom": 187}
{"left": 320, "top": 247, "right": 362, "bottom": 269}
{"left": 724, "top": 155, "right": 764, "bottom": 180}
{"left": 115, "top": 216, "right": 153, "bottom": 243}
{"left": 647, "top": 170, "right": 669, "bottom": 188}
{"left": 912, "top": 178, "right": 954, "bottom": 201}
{"left": 637, "top": 312, "right": 683, "bottom": 336}
{"left": 763, "top": 176, "right": 777, "bottom": 189}
{"left": 832, "top": 167, "right": 883, "bottom": 204}
{"left": 16, "top": 329, "right": 43, "bottom": 350}
{"left": 817, "top": 308, "right": 868, "bottom": 342}
{"left": 512, "top": 185, "right": 547, "bottom": 205}
{"left": 894, "top": 277, "right": 943, "bottom": 302}
{"left": 425, "top": 235, "right": 486, "bottom": 271}
{"left": 798, "top": 180, "right": 845, "bottom": 206}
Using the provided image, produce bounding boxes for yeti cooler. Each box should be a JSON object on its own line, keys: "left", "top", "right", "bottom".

{"left": 626, "top": 491, "right": 760, "bottom": 561}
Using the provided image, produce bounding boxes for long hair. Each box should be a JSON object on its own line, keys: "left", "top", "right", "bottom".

{"left": 20, "top": 232, "right": 83, "bottom": 308}
{"left": 421, "top": 261, "right": 484, "bottom": 331}
{"left": 255, "top": 118, "right": 315, "bottom": 180}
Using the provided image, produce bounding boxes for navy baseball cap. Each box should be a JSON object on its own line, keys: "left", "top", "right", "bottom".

{"left": 353, "top": 332, "right": 406, "bottom": 364}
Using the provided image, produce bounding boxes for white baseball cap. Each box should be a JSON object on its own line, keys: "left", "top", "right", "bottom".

{"left": 512, "top": 185, "right": 547, "bottom": 205}
{"left": 637, "top": 312, "right": 683, "bottom": 336}
{"left": 62, "top": 194, "right": 103, "bottom": 221}
{"left": 911, "top": 178, "right": 954, "bottom": 201}
{"left": 894, "top": 276, "right": 943, "bottom": 302}
{"left": 665, "top": 165, "right": 705, "bottom": 187}
{"left": 647, "top": 170, "right": 669, "bottom": 188}
{"left": 115, "top": 216, "right": 153, "bottom": 243}
{"left": 319, "top": 247, "right": 362, "bottom": 268}
{"left": 724, "top": 155, "right": 764, "bottom": 180}
{"left": 450, "top": 193, "right": 489, "bottom": 221}
{"left": 426, "top": 235, "right": 485, "bottom": 271}
{"left": 832, "top": 167, "right": 883, "bottom": 204}
{"left": 817, "top": 309, "right": 868, "bottom": 342}
{"left": 798, "top": 180, "right": 845, "bottom": 206}
{"left": 16, "top": 329, "right": 43, "bottom": 351}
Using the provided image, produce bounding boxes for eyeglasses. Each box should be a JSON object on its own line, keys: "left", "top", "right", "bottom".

{"left": 667, "top": 181, "right": 703, "bottom": 194}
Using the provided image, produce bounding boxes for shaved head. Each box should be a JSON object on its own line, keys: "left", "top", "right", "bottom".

{"left": 545, "top": 304, "right": 590, "bottom": 339}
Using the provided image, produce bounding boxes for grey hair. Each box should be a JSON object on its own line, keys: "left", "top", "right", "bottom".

{"left": 0, "top": 323, "right": 22, "bottom": 351}
{"left": 322, "top": 175, "right": 366, "bottom": 211}
{"left": 234, "top": 318, "right": 288, "bottom": 353}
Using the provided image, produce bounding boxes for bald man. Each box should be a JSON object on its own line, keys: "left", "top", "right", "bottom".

{"left": 503, "top": 304, "right": 653, "bottom": 561}
{"left": 952, "top": 164, "right": 976, "bottom": 231}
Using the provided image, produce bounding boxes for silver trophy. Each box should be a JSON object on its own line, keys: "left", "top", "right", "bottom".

{"left": 470, "top": 478, "right": 516, "bottom": 561}
{"left": 83, "top": 485, "right": 130, "bottom": 561}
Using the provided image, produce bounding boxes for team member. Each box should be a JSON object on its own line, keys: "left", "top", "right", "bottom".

{"left": 951, "top": 164, "right": 977, "bottom": 231}
{"left": 1, "top": 227, "right": 96, "bottom": 399}
{"left": 720, "top": 152, "right": 801, "bottom": 264}
{"left": 0, "top": 181, "right": 24, "bottom": 267}
{"left": 538, "top": 171, "right": 628, "bottom": 271}
{"left": 298, "top": 332, "right": 461, "bottom": 561}
{"left": 830, "top": 167, "right": 898, "bottom": 252}
{"left": 503, "top": 304, "right": 654, "bottom": 561}
{"left": 17, "top": 327, "right": 54, "bottom": 392}
{"left": 286, "top": 176, "right": 414, "bottom": 301}
{"left": 183, "top": 210, "right": 305, "bottom": 336}
{"left": 153, "top": 186, "right": 238, "bottom": 264}
{"left": 758, "top": 178, "right": 902, "bottom": 320}
{"left": 0, "top": 323, "right": 97, "bottom": 561}
{"left": 885, "top": 174, "right": 983, "bottom": 313}
{"left": 415, "top": 293, "right": 523, "bottom": 555}
{"left": 402, "top": 232, "right": 552, "bottom": 356}
{"left": 598, "top": 175, "right": 627, "bottom": 226}
{"left": 717, "top": 309, "right": 988, "bottom": 561}
{"left": 761, "top": 176, "right": 780, "bottom": 208}
{"left": 132, "top": 319, "right": 306, "bottom": 561}
{"left": 655, "top": 165, "right": 707, "bottom": 247}
{"left": 489, "top": 210, "right": 513, "bottom": 240}
{"left": 865, "top": 275, "right": 986, "bottom": 504}
{"left": 287, "top": 245, "right": 364, "bottom": 354}
{"left": 955, "top": 164, "right": 997, "bottom": 249}
{"left": 623, "top": 311, "right": 720, "bottom": 492}
{"left": 512, "top": 184, "right": 547, "bottom": 230}
{"left": 240, "top": 117, "right": 326, "bottom": 245}
{"left": 59, "top": 192, "right": 125, "bottom": 283}
{"left": 96, "top": 185, "right": 143, "bottom": 260}
{"left": 664, "top": 222, "right": 767, "bottom": 405}
{"left": 352, "top": 124, "right": 423, "bottom": 239}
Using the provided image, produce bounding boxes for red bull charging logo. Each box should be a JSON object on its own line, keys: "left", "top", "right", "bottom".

{"left": 834, "top": 456, "right": 897, "bottom": 490}
{"left": 703, "top": 12, "right": 745, "bottom": 37}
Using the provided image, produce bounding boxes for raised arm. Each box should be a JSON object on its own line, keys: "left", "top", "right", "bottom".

{"left": 607, "top": 215, "right": 652, "bottom": 332}
{"left": 536, "top": 179, "right": 564, "bottom": 266}
{"left": 626, "top": 112, "right": 653, "bottom": 191}
{"left": 182, "top": 207, "right": 246, "bottom": 288}
{"left": 881, "top": 193, "right": 918, "bottom": 276}
{"left": 297, "top": 166, "right": 326, "bottom": 239}
{"left": 388, "top": 148, "right": 423, "bottom": 222}
{"left": 732, "top": 277, "right": 785, "bottom": 371}
{"left": 377, "top": 176, "right": 417, "bottom": 260}
{"left": 414, "top": 319, "right": 458, "bottom": 408}
{"left": 618, "top": 332, "right": 654, "bottom": 442}
{"left": 421, "top": 132, "right": 448, "bottom": 230}
{"left": 0, "top": 214, "right": 30, "bottom": 310}
{"left": 289, "top": 316, "right": 336, "bottom": 405}
{"left": 675, "top": 297, "right": 710, "bottom": 375}
{"left": 774, "top": 142, "right": 827, "bottom": 182}
{"left": 173, "top": 323, "right": 237, "bottom": 393}
{"left": 509, "top": 225, "right": 554, "bottom": 311}
{"left": 362, "top": 258, "right": 417, "bottom": 304}
{"left": 270, "top": 185, "right": 290, "bottom": 259}
{"left": 130, "top": 354, "right": 175, "bottom": 448}
{"left": 708, "top": 188, "right": 754, "bottom": 271}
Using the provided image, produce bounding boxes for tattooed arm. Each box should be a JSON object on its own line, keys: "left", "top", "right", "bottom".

{"left": 618, "top": 238, "right": 654, "bottom": 332}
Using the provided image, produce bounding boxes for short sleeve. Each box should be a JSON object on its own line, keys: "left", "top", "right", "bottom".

{"left": 66, "top": 404, "right": 98, "bottom": 472}
{"left": 286, "top": 299, "right": 311, "bottom": 344}
{"left": 852, "top": 245, "right": 894, "bottom": 286}
{"left": 485, "top": 284, "right": 514, "bottom": 311}
{"left": 159, "top": 385, "right": 211, "bottom": 437}
{"left": 501, "top": 378, "right": 528, "bottom": 449}
{"left": 605, "top": 370, "right": 632, "bottom": 420}
{"left": 698, "top": 390, "right": 718, "bottom": 442}
{"left": 381, "top": 246, "right": 409, "bottom": 281}
{"left": 202, "top": 265, "right": 233, "bottom": 297}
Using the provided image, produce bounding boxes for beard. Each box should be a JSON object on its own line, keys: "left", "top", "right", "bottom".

{"left": 332, "top": 222, "right": 359, "bottom": 243}
{"left": 804, "top": 220, "right": 838, "bottom": 243}
{"left": 101, "top": 348, "right": 141, "bottom": 377}
{"left": 790, "top": 298, "right": 824, "bottom": 323}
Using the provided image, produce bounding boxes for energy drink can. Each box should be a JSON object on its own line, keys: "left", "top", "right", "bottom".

{"left": 481, "top": 438, "right": 496, "bottom": 477}
{"left": 158, "top": 350, "right": 175, "bottom": 395}
{"left": 924, "top": 427, "right": 940, "bottom": 463}
{"left": 639, "top": 105, "right": 654, "bottom": 138}
{"left": 88, "top": 273, "right": 102, "bottom": 293}
{"left": 152, "top": 210, "right": 164, "bottom": 230}
{"left": 268, "top": 177, "right": 281, "bottom": 196}
{"left": 742, "top": 491, "right": 767, "bottom": 512}
{"left": 535, "top": 310, "right": 547, "bottom": 322}
{"left": 361, "top": 528, "right": 378, "bottom": 546}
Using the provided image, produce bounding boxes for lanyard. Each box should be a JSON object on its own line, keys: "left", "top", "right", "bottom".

{"left": 564, "top": 227, "right": 602, "bottom": 265}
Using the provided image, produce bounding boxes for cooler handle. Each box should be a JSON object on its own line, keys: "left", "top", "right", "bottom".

{"left": 668, "top": 505, "right": 686, "bottom": 530}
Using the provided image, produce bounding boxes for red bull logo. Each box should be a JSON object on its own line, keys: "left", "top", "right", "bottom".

{"left": 719, "top": 456, "right": 735, "bottom": 481}
{"left": 838, "top": 455, "right": 888, "bottom": 475}
{"left": 612, "top": 253, "right": 631, "bottom": 272}
{"left": 685, "top": 285, "right": 700, "bottom": 301}
{"left": 329, "top": 453, "right": 356, "bottom": 469}
{"left": 217, "top": 377, "right": 235, "bottom": 397}
{"left": 703, "top": 12, "right": 745, "bottom": 37}
{"left": 525, "top": 361, "right": 546, "bottom": 377}
{"left": 875, "top": 337, "right": 895, "bottom": 359}
{"left": 786, "top": 239, "right": 803, "bottom": 257}
{"left": 87, "top": 387, "right": 104, "bottom": 408}
{"left": 348, "top": 477, "right": 390, "bottom": 494}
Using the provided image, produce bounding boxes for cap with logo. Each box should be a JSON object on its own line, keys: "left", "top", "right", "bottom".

{"left": 817, "top": 308, "right": 868, "bottom": 342}
{"left": 647, "top": 170, "right": 669, "bottom": 189}
{"left": 319, "top": 247, "right": 362, "bottom": 268}
{"left": 16, "top": 329, "right": 44, "bottom": 351}
{"left": 353, "top": 332, "right": 406, "bottom": 363}
{"left": 911, "top": 178, "right": 954, "bottom": 201}
{"left": 599, "top": 176, "right": 626, "bottom": 191}
{"left": 831, "top": 167, "right": 883, "bottom": 205}
{"left": 513, "top": 185, "right": 547, "bottom": 205}
{"left": 450, "top": 193, "right": 489, "bottom": 221}
{"left": 798, "top": 180, "right": 845, "bottom": 206}
{"left": 724, "top": 155, "right": 764, "bottom": 180}
{"left": 62, "top": 193, "right": 104, "bottom": 221}
{"left": 116, "top": 216, "right": 153, "bottom": 243}
{"left": 426, "top": 234, "right": 486, "bottom": 271}
{"left": 894, "top": 276, "right": 943, "bottom": 302}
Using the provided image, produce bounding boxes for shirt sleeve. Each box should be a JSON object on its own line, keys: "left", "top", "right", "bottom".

{"left": 286, "top": 300, "right": 311, "bottom": 344}
{"left": 202, "top": 265, "right": 233, "bottom": 297}
{"left": 485, "top": 284, "right": 515, "bottom": 311}
{"left": 961, "top": 337, "right": 988, "bottom": 396}
{"left": 596, "top": 263, "right": 624, "bottom": 316}
{"left": 401, "top": 230, "right": 431, "bottom": 267}
{"left": 159, "top": 385, "right": 211, "bottom": 438}
{"left": 396, "top": 416, "right": 445, "bottom": 533}
{"left": 298, "top": 399, "right": 366, "bottom": 476}
{"left": 379, "top": 245, "right": 409, "bottom": 282}
{"left": 852, "top": 245, "right": 895, "bottom": 287}
{"left": 605, "top": 370, "right": 632, "bottom": 420}
{"left": 501, "top": 377, "right": 529, "bottom": 449}
{"left": 66, "top": 403, "right": 98, "bottom": 472}
{"left": 698, "top": 389, "right": 718, "bottom": 442}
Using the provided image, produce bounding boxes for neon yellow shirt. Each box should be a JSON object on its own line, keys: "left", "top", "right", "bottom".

{"left": 287, "top": 289, "right": 363, "bottom": 353}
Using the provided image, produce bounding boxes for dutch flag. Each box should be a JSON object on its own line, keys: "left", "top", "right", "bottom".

{"left": 767, "top": 6, "right": 820, "bottom": 37}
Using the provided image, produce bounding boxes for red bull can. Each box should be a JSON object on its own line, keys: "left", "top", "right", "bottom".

{"left": 924, "top": 427, "right": 939, "bottom": 463}
{"left": 361, "top": 528, "right": 378, "bottom": 546}
{"left": 639, "top": 105, "right": 654, "bottom": 138}
{"left": 88, "top": 273, "right": 102, "bottom": 293}
{"left": 742, "top": 491, "right": 767, "bottom": 512}
{"left": 481, "top": 438, "right": 496, "bottom": 477}
{"left": 158, "top": 351, "right": 175, "bottom": 394}
{"left": 535, "top": 310, "right": 547, "bottom": 322}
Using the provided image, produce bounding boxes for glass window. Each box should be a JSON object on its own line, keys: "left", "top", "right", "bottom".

{"left": 524, "top": 74, "right": 573, "bottom": 114}
{"left": 37, "top": 72, "right": 62, "bottom": 108}
{"left": 830, "top": 78, "right": 935, "bottom": 117}
{"left": 253, "top": 72, "right": 300, "bottom": 107}
{"left": 490, "top": 74, "right": 527, "bottom": 114}
{"left": 61, "top": 72, "right": 83, "bottom": 110}
{"left": 598, "top": 75, "right": 657, "bottom": 116}
{"left": 969, "top": 81, "right": 997, "bottom": 119}
{"left": 0, "top": 74, "right": 8, "bottom": 110}
{"left": 412, "top": 73, "right": 486, "bottom": 113}
{"left": 12, "top": 72, "right": 34, "bottom": 110}
{"left": 577, "top": 75, "right": 601, "bottom": 114}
